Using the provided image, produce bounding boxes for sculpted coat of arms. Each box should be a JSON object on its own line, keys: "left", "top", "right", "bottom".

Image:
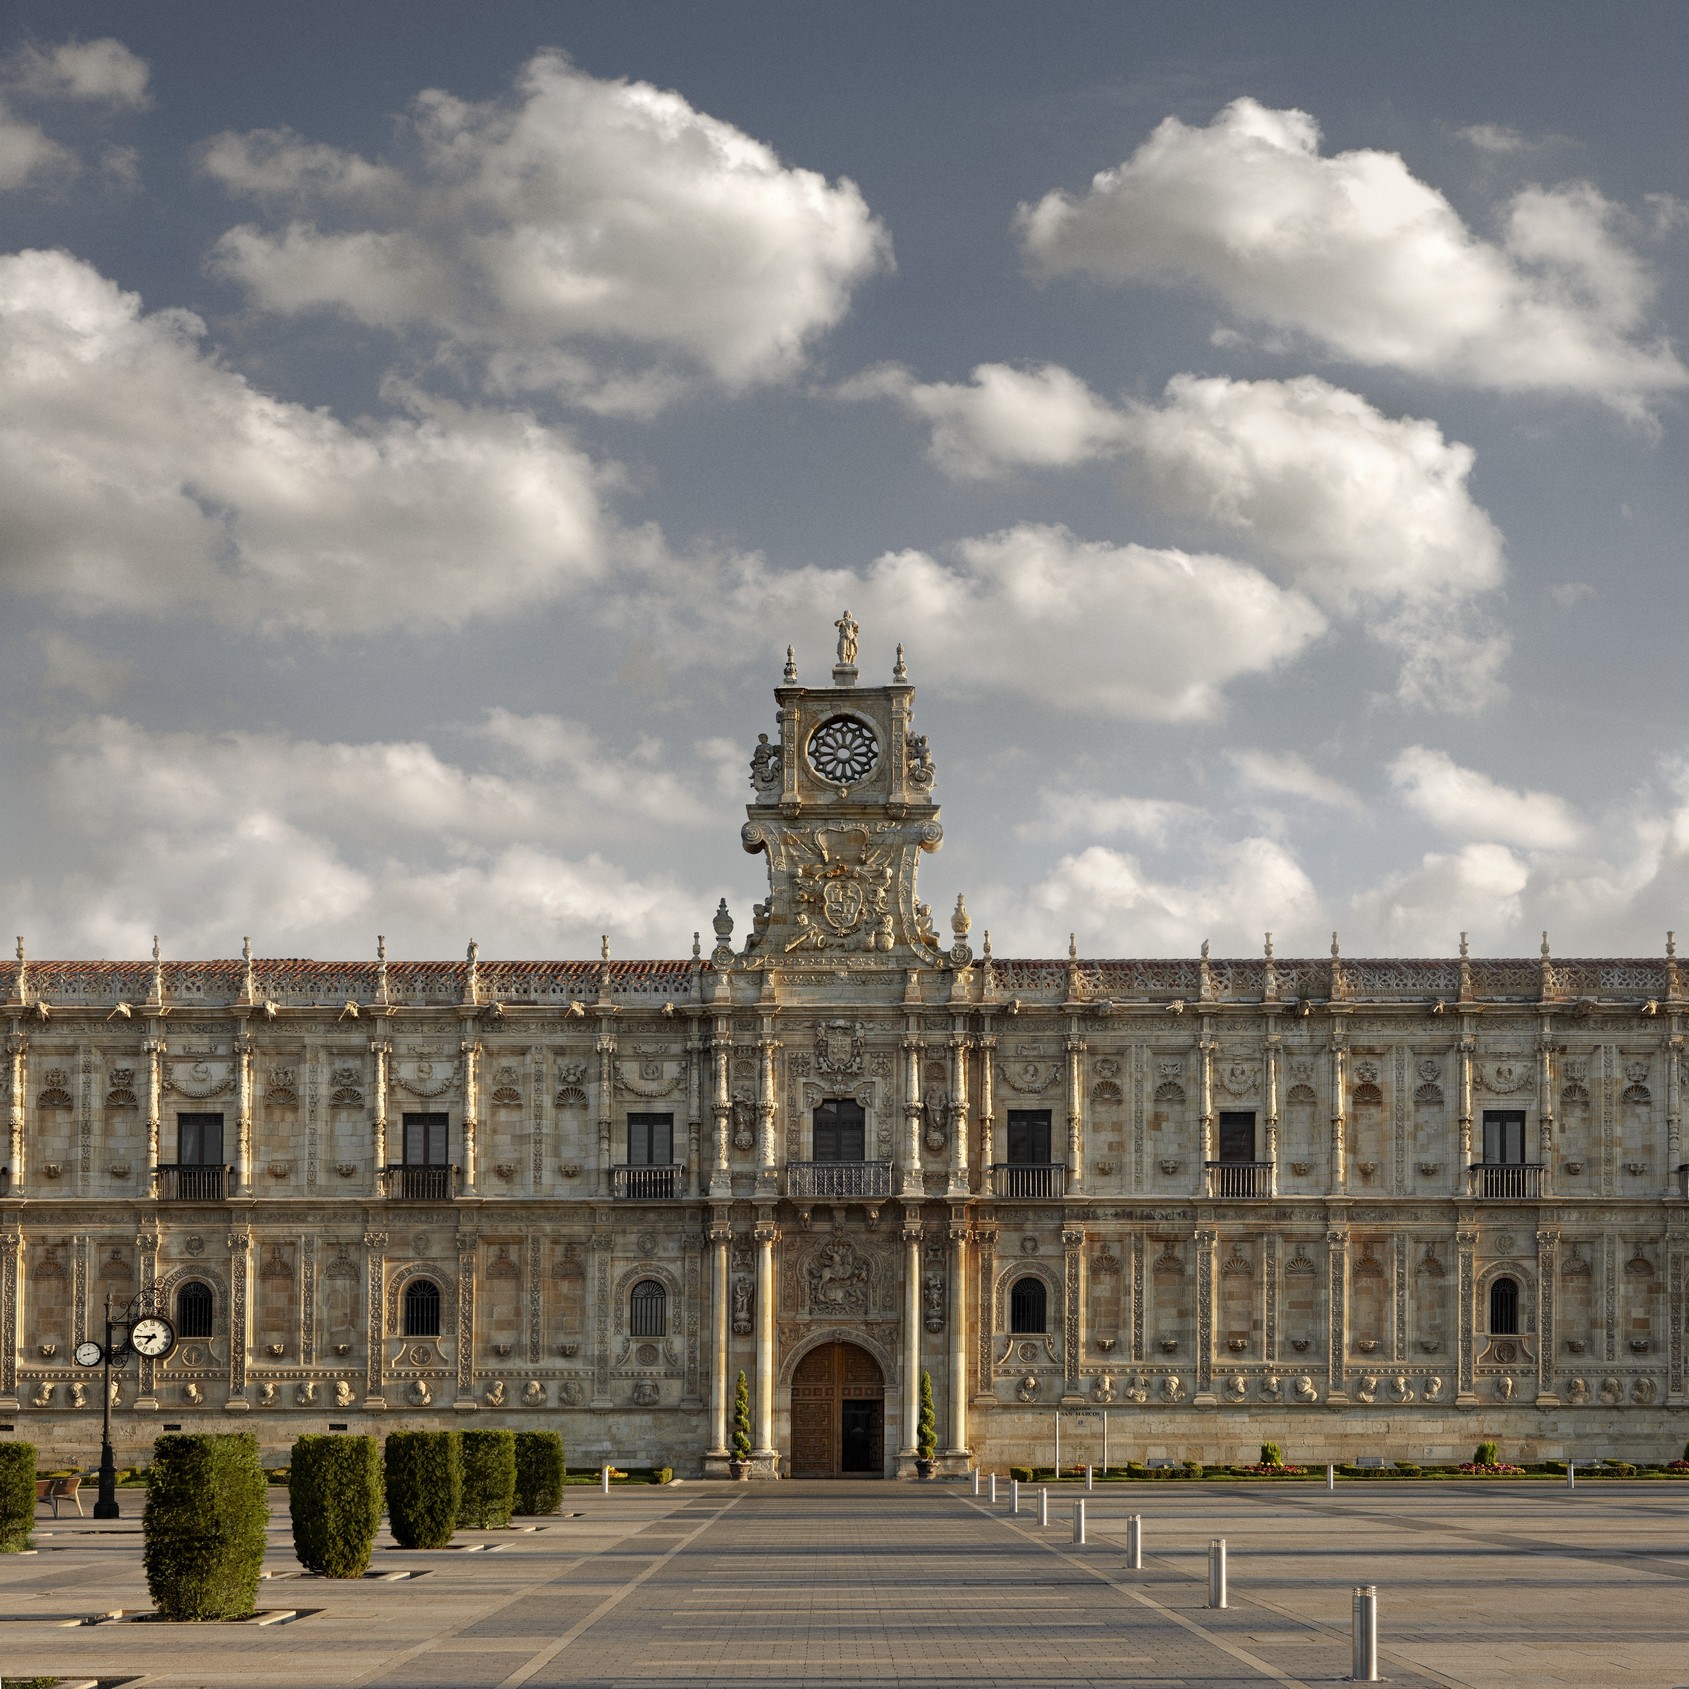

{"left": 815, "top": 1020, "right": 865, "bottom": 1077}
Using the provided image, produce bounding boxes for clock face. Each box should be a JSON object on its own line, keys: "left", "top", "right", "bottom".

{"left": 129, "top": 1316, "right": 175, "bottom": 1359}
{"left": 73, "top": 1341, "right": 104, "bottom": 1368}
{"left": 806, "top": 715, "right": 878, "bottom": 785}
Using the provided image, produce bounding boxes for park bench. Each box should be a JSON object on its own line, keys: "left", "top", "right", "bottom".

{"left": 34, "top": 1476, "right": 83, "bottom": 1516}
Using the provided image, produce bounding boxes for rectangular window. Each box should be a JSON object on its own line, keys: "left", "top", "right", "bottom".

{"left": 1217, "top": 1111, "right": 1256, "bottom": 1163}
{"left": 811, "top": 1098, "right": 866, "bottom": 1162}
{"left": 177, "top": 1113, "right": 224, "bottom": 1166}
{"left": 626, "top": 1113, "right": 674, "bottom": 1166}
{"left": 402, "top": 1112, "right": 448, "bottom": 1167}
{"left": 1482, "top": 1110, "right": 1526, "bottom": 1165}
{"left": 1006, "top": 1109, "right": 1051, "bottom": 1165}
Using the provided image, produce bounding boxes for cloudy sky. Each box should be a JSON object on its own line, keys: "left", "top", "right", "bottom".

{"left": 4, "top": 2, "right": 1689, "bottom": 964}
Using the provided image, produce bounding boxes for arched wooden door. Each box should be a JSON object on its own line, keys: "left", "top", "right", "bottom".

{"left": 790, "top": 1342, "right": 885, "bottom": 1478}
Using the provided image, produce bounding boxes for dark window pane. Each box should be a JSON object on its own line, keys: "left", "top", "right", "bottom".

{"left": 403, "top": 1113, "right": 448, "bottom": 1167}
{"left": 812, "top": 1099, "right": 866, "bottom": 1162}
{"left": 1006, "top": 1111, "right": 1051, "bottom": 1166}
{"left": 1010, "top": 1277, "right": 1047, "bottom": 1334}
{"left": 1217, "top": 1111, "right": 1256, "bottom": 1163}
{"left": 627, "top": 1114, "right": 673, "bottom": 1166}
{"left": 1489, "top": 1276, "right": 1519, "bottom": 1334}
{"left": 630, "top": 1279, "right": 667, "bottom": 1337}
{"left": 403, "top": 1279, "right": 441, "bottom": 1337}
{"left": 177, "top": 1280, "right": 214, "bottom": 1339}
{"left": 1483, "top": 1111, "right": 1526, "bottom": 1165}
{"left": 177, "top": 1113, "right": 223, "bottom": 1166}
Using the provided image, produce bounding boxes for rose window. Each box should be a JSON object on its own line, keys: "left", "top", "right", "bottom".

{"left": 807, "top": 716, "right": 878, "bottom": 784}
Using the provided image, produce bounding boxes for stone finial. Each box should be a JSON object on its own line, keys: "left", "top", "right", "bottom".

{"left": 600, "top": 934, "right": 610, "bottom": 962}
{"left": 463, "top": 938, "right": 479, "bottom": 1006}
{"left": 1198, "top": 940, "right": 1215, "bottom": 1002}
{"left": 981, "top": 929, "right": 992, "bottom": 961}
{"left": 150, "top": 936, "right": 164, "bottom": 1006}
{"left": 951, "top": 894, "right": 971, "bottom": 939}
{"left": 783, "top": 645, "right": 797, "bottom": 683}
{"left": 1328, "top": 931, "right": 1346, "bottom": 1001}
{"left": 713, "top": 898, "right": 733, "bottom": 941}
{"left": 12, "top": 936, "right": 24, "bottom": 1007}
{"left": 1068, "top": 933, "right": 1078, "bottom": 960}
{"left": 1263, "top": 932, "right": 1277, "bottom": 1002}
{"left": 1330, "top": 930, "right": 1341, "bottom": 958}
{"left": 893, "top": 643, "right": 909, "bottom": 683}
{"left": 241, "top": 936, "right": 255, "bottom": 1005}
{"left": 1458, "top": 930, "right": 1474, "bottom": 1003}
{"left": 376, "top": 934, "right": 389, "bottom": 1005}
{"left": 1669, "top": 930, "right": 1682, "bottom": 1002}
{"left": 1539, "top": 930, "right": 1557, "bottom": 1001}
{"left": 1201, "top": 938, "right": 1210, "bottom": 959}
{"left": 691, "top": 931, "right": 701, "bottom": 961}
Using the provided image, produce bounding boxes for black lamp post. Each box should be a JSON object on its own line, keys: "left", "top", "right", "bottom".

{"left": 77, "top": 1289, "right": 175, "bottom": 1520}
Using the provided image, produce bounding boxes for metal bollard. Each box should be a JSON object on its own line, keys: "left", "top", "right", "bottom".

{"left": 1327, "top": 1462, "right": 1335, "bottom": 1492}
{"left": 1208, "top": 1538, "right": 1227, "bottom": 1609}
{"left": 601, "top": 1464, "right": 610, "bottom": 1495}
{"left": 1073, "top": 1499, "right": 1086, "bottom": 1544}
{"left": 973, "top": 1470, "right": 981, "bottom": 1496}
{"left": 989, "top": 1473, "right": 998, "bottom": 1505}
{"left": 1010, "top": 1478, "right": 1020, "bottom": 1515}
{"left": 1567, "top": 1460, "right": 1575, "bottom": 1491}
{"left": 1086, "top": 1463, "right": 1094, "bottom": 1491}
{"left": 1126, "top": 1514, "right": 1142, "bottom": 1571}
{"left": 1351, "top": 1585, "right": 1378, "bottom": 1681}
{"left": 1039, "top": 1486, "right": 1049, "bottom": 1527}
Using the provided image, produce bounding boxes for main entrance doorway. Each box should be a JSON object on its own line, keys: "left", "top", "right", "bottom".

{"left": 790, "top": 1342, "right": 885, "bottom": 1478}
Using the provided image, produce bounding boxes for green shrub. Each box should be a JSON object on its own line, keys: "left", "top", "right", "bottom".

{"left": 289, "top": 1435, "right": 382, "bottom": 1578}
{"left": 1394, "top": 1462, "right": 1422, "bottom": 1476}
{"left": 143, "top": 1433, "right": 268, "bottom": 1620}
{"left": 1260, "top": 1441, "right": 1284, "bottom": 1468}
{"left": 384, "top": 1431, "right": 461, "bottom": 1549}
{"left": 0, "top": 1443, "right": 35, "bottom": 1553}
{"left": 732, "top": 1370, "right": 753, "bottom": 1461}
{"left": 514, "top": 1431, "right": 564, "bottom": 1516}
{"left": 1474, "top": 1440, "right": 1499, "bottom": 1468}
{"left": 916, "top": 1370, "right": 938, "bottom": 1462}
{"left": 458, "top": 1430, "right": 516, "bottom": 1530}
{"left": 654, "top": 1466, "right": 673, "bottom": 1485}
{"left": 1183, "top": 1460, "right": 1204, "bottom": 1479}
{"left": 1010, "top": 1465, "right": 1033, "bottom": 1482}
{"left": 1609, "top": 1460, "right": 1636, "bottom": 1477}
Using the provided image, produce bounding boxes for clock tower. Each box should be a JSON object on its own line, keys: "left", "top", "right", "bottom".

{"left": 738, "top": 619, "right": 945, "bottom": 967}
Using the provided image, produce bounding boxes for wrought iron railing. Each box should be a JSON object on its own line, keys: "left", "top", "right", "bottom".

{"left": 1205, "top": 1161, "right": 1273, "bottom": 1199}
{"left": 610, "top": 1164, "right": 683, "bottom": 1200}
{"left": 154, "top": 1164, "right": 230, "bottom": 1201}
{"left": 382, "top": 1164, "right": 456, "bottom": 1201}
{"left": 1468, "top": 1162, "right": 1545, "bottom": 1199}
{"left": 988, "top": 1163, "right": 1065, "bottom": 1199}
{"left": 786, "top": 1160, "right": 893, "bottom": 1199}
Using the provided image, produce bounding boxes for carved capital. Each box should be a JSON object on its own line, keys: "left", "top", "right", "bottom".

{"left": 362, "top": 1231, "right": 388, "bottom": 1251}
{"left": 753, "top": 1222, "right": 781, "bottom": 1246}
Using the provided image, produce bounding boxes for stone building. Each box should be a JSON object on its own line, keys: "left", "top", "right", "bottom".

{"left": 3, "top": 628, "right": 1687, "bottom": 1473}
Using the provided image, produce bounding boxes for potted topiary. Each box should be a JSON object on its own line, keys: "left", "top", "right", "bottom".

{"left": 1260, "top": 1441, "right": 1284, "bottom": 1469}
{"left": 729, "top": 1369, "right": 753, "bottom": 1479}
{"left": 915, "top": 1370, "right": 938, "bottom": 1478}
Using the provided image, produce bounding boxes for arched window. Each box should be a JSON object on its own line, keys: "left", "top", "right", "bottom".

{"left": 630, "top": 1279, "right": 667, "bottom": 1338}
{"left": 1010, "top": 1277, "right": 1047, "bottom": 1335}
{"left": 1489, "top": 1275, "right": 1519, "bottom": 1335}
{"left": 177, "top": 1280, "right": 214, "bottom": 1339}
{"left": 403, "top": 1278, "right": 442, "bottom": 1338}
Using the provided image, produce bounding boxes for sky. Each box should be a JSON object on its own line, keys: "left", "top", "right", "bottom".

{"left": 4, "top": 1, "right": 1689, "bottom": 964}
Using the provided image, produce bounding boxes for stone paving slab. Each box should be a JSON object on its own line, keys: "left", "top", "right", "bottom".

{"left": 0, "top": 1482, "right": 1682, "bottom": 1685}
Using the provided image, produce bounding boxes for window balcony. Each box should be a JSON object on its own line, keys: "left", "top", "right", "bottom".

{"left": 155, "top": 1164, "right": 230, "bottom": 1201}
{"left": 1205, "top": 1161, "right": 1273, "bottom": 1200}
{"left": 610, "top": 1164, "right": 683, "bottom": 1200}
{"left": 1468, "top": 1162, "right": 1545, "bottom": 1200}
{"left": 988, "top": 1163, "right": 1066, "bottom": 1199}
{"left": 786, "top": 1160, "right": 893, "bottom": 1199}
{"left": 381, "top": 1164, "right": 457, "bottom": 1201}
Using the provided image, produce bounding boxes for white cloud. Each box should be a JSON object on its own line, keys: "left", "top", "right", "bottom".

{"left": 0, "top": 249, "right": 612, "bottom": 634}
{"left": 1013, "top": 791, "right": 1204, "bottom": 845}
{"left": 1228, "top": 748, "right": 1367, "bottom": 816}
{"left": 1018, "top": 97, "right": 1685, "bottom": 414}
{"left": 0, "top": 108, "right": 66, "bottom": 189}
{"left": 203, "top": 49, "right": 890, "bottom": 413}
{"left": 1349, "top": 841, "right": 1531, "bottom": 952}
{"left": 640, "top": 522, "right": 1326, "bottom": 723}
{"left": 1457, "top": 123, "right": 1527, "bottom": 154}
{"left": 1021, "top": 837, "right": 1320, "bottom": 955}
{"left": 850, "top": 365, "right": 1507, "bottom": 709}
{"left": 27, "top": 714, "right": 720, "bottom": 957}
{"left": 1388, "top": 745, "right": 1585, "bottom": 850}
{"left": 1549, "top": 581, "right": 1594, "bottom": 609}
{"left": 6, "top": 38, "right": 150, "bottom": 108}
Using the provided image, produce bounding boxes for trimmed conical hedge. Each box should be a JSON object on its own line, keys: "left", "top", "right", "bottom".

{"left": 143, "top": 1432, "right": 268, "bottom": 1619}
{"left": 458, "top": 1429, "right": 516, "bottom": 1530}
{"left": 384, "top": 1430, "right": 461, "bottom": 1549}
{"left": 0, "top": 1443, "right": 35, "bottom": 1553}
{"left": 514, "top": 1431, "right": 565, "bottom": 1516}
{"left": 289, "top": 1434, "right": 383, "bottom": 1577}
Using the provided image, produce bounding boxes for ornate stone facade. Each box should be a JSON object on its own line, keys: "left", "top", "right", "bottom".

{"left": 4, "top": 637, "right": 1689, "bottom": 1471}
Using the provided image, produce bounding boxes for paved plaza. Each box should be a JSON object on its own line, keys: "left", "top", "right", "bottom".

{"left": 0, "top": 1479, "right": 1684, "bottom": 1687}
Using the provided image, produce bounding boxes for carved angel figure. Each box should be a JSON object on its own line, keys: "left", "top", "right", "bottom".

{"left": 730, "top": 1092, "right": 756, "bottom": 1152}
{"left": 922, "top": 1271, "right": 945, "bottom": 1333}
{"left": 922, "top": 1090, "right": 948, "bottom": 1154}
{"left": 731, "top": 1275, "right": 754, "bottom": 1335}
{"left": 834, "top": 609, "right": 859, "bottom": 665}
{"left": 749, "top": 733, "right": 781, "bottom": 794}
{"left": 906, "top": 733, "right": 935, "bottom": 789}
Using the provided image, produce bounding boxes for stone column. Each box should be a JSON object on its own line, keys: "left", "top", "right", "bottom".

{"left": 1456, "top": 1035, "right": 1475, "bottom": 1195}
{"left": 948, "top": 1032, "right": 971, "bottom": 1196}
{"left": 4, "top": 1037, "right": 23, "bottom": 1197}
{"left": 143, "top": 1036, "right": 163, "bottom": 1190}
{"left": 231, "top": 1032, "right": 253, "bottom": 1194}
{"left": 1326, "top": 1229, "right": 1348, "bottom": 1400}
{"left": 685, "top": 1030, "right": 703, "bottom": 1197}
{"left": 1329, "top": 1037, "right": 1348, "bottom": 1191}
{"left": 1062, "top": 1225, "right": 1085, "bottom": 1400}
{"left": 977, "top": 1035, "right": 997, "bottom": 1195}
{"left": 755, "top": 1035, "right": 779, "bottom": 1195}
{"left": 709, "top": 1020, "right": 731, "bottom": 1196}
{"left": 901, "top": 1035, "right": 924, "bottom": 1197}
{"left": 594, "top": 1033, "right": 615, "bottom": 1197}
{"left": 364, "top": 1230, "right": 388, "bottom": 1408}
{"left": 708, "top": 1219, "right": 731, "bottom": 1457}
{"left": 1065, "top": 1033, "right": 1086, "bottom": 1195}
{"left": 1666, "top": 1033, "right": 1682, "bottom": 1199}
{"left": 136, "top": 1226, "right": 159, "bottom": 1406}
{"left": 1535, "top": 1228, "right": 1558, "bottom": 1403}
{"left": 1195, "top": 1227, "right": 1217, "bottom": 1401}
{"left": 1196, "top": 1034, "right": 1216, "bottom": 1195}
{"left": 226, "top": 1227, "right": 252, "bottom": 1408}
{"left": 974, "top": 1221, "right": 997, "bottom": 1400}
{"left": 752, "top": 1217, "right": 779, "bottom": 1464}
{"left": 0, "top": 1231, "right": 18, "bottom": 1407}
{"left": 1536, "top": 1029, "right": 1556, "bottom": 1192}
{"left": 369, "top": 1037, "right": 390, "bottom": 1195}
{"left": 900, "top": 1210, "right": 922, "bottom": 1454}
{"left": 1455, "top": 1228, "right": 1477, "bottom": 1403}
{"left": 946, "top": 1218, "right": 969, "bottom": 1456}
{"left": 460, "top": 1040, "right": 481, "bottom": 1194}
{"left": 1264, "top": 1034, "right": 1281, "bottom": 1195}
